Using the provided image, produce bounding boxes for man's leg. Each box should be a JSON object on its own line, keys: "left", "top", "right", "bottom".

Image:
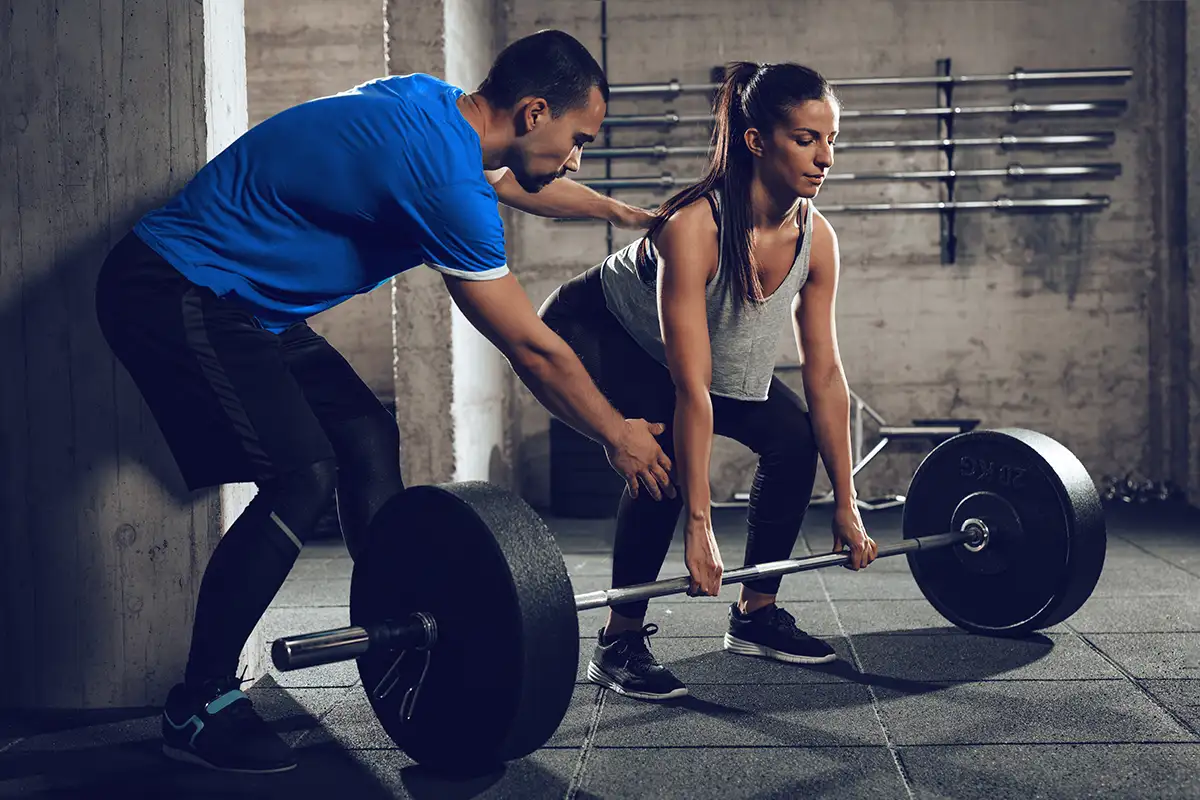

{"left": 277, "top": 323, "right": 406, "bottom": 561}
{"left": 96, "top": 233, "right": 342, "bottom": 772}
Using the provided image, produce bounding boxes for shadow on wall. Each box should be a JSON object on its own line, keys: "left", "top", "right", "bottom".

{"left": 0, "top": 216, "right": 230, "bottom": 706}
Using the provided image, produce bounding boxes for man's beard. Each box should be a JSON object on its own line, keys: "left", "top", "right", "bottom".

{"left": 512, "top": 160, "right": 565, "bottom": 193}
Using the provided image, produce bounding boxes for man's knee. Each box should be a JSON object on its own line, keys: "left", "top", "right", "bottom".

{"left": 261, "top": 458, "right": 340, "bottom": 548}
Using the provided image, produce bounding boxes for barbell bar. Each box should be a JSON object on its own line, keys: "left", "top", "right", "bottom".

{"left": 273, "top": 525, "right": 984, "bottom": 670}
{"left": 267, "top": 427, "right": 1107, "bottom": 775}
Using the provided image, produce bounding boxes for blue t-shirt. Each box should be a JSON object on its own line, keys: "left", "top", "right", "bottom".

{"left": 134, "top": 73, "right": 508, "bottom": 332}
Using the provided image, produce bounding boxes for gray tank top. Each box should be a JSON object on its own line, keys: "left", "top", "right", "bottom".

{"left": 600, "top": 191, "right": 814, "bottom": 401}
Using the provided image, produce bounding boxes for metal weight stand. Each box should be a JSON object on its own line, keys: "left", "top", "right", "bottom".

{"left": 709, "top": 369, "right": 979, "bottom": 512}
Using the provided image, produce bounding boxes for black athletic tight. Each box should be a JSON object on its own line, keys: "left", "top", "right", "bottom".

{"left": 185, "top": 410, "right": 403, "bottom": 687}
{"left": 540, "top": 266, "right": 820, "bottom": 620}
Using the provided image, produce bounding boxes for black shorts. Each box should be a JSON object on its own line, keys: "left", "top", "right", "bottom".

{"left": 95, "top": 231, "right": 387, "bottom": 491}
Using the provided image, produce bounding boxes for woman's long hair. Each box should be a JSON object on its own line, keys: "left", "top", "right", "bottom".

{"left": 634, "top": 61, "right": 837, "bottom": 302}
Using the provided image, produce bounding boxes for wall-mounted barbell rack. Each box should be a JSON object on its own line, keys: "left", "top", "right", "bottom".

{"left": 574, "top": 63, "right": 1132, "bottom": 265}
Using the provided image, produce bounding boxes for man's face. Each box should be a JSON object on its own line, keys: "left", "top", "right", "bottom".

{"left": 508, "top": 86, "right": 605, "bottom": 193}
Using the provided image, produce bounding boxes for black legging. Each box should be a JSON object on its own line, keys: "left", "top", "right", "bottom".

{"left": 540, "top": 265, "right": 820, "bottom": 620}
{"left": 185, "top": 409, "right": 403, "bottom": 687}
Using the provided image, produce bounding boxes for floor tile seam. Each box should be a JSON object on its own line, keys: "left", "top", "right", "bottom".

{"left": 569, "top": 678, "right": 1134, "bottom": 686}
{"left": 811, "top": 559, "right": 917, "bottom": 800}
{"left": 1066, "top": 622, "right": 1200, "bottom": 740}
{"left": 558, "top": 740, "right": 1200, "bottom": 749}
{"left": 564, "top": 685, "right": 606, "bottom": 800}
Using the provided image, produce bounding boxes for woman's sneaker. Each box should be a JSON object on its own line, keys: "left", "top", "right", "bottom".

{"left": 723, "top": 603, "right": 838, "bottom": 664}
{"left": 586, "top": 623, "right": 688, "bottom": 701}
{"left": 161, "top": 676, "right": 297, "bottom": 773}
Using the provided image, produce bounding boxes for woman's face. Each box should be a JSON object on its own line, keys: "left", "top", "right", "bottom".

{"left": 750, "top": 97, "right": 840, "bottom": 198}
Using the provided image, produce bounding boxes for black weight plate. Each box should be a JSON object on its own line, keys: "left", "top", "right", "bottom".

{"left": 903, "top": 428, "right": 1106, "bottom": 636}
{"left": 1003, "top": 429, "right": 1106, "bottom": 629}
{"left": 350, "top": 482, "right": 579, "bottom": 774}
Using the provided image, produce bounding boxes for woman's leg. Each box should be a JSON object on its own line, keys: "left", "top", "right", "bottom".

{"left": 540, "top": 267, "right": 682, "bottom": 635}
{"left": 712, "top": 377, "right": 834, "bottom": 663}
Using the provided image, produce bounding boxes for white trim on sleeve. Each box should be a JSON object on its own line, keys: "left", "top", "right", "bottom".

{"left": 425, "top": 262, "right": 510, "bottom": 280}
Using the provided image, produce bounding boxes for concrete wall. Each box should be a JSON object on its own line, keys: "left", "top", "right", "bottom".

{"left": 244, "top": 0, "right": 393, "bottom": 400}
{"left": 0, "top": 0, "right": 257, "bottom": 708}
{"left": 504, "top": 0, "right": 1191, "bottom": 508}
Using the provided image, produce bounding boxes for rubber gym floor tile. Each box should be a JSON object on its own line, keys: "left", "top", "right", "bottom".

{"left": 813, "top": 569, "right": 927, "bottom": 601}
{"left": 291, "top": 746, "right": 584, "bottom": 800}
{"left": 1141, "top": 680, "right": 1200, "bottom": 733}
{"left": 592, "top": 683, "right": 886, "bottom": 748}
{"left": 576, "top": 635, "right": 858, "bottom": 686}
{"left": 287, "top": 557, "right": 355, "bottom": 580}
{"left": 245, "top": 685, "right": 358, "bottom": 748}
{"left": 850, "top": 632, "right": 1126, "bottom": 682}
{"left": 1089, "top": 560, "right": 1200, "bottom": 598}
{"left": 305, "top": 682, "right": 598, "bottom": 750}
{"left": 579, "top": 746, "right": 909, "bottom": 800}
{"left": 271, "top": 578, "right": 352, "bottom": 608}
{"left": 899, "top": 743, "right": 1200, "bottom": 800}
{"left": 577, "top": 599, "right": 842, "bottom": 639}
{"left": 832, "top": 599, "right": 976, "bottom": 636}
{"left": 1080, "top": 633, "right": 1200, "bottom": 679}
{"left": 873, "top": 680, "right": 1198, "bottom": 745}
{"left": 1065, "top": 595, "right": 1200, "bottom": 633}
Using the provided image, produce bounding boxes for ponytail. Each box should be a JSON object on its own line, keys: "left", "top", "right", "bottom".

{"left": 635, "top": 61, "right": 833, "bottom": 304}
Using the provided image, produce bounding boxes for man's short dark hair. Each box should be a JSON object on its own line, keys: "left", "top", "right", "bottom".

{"left": 478, "top": 29, "right": 609, "bottom": 116}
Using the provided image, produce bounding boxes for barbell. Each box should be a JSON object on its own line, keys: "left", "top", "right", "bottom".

{"left": 270, "top": 427, "right": 1107, "bottom": 774}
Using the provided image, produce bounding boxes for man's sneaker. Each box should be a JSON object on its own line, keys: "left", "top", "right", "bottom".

{"left": 586, "top": 623, "right": 688, "bottom": 701}
{"left": 161, "top": 677, "right": 297, "bottom": 773}
{"left": 723, "top": 603, "right": 838, "bottom": 664}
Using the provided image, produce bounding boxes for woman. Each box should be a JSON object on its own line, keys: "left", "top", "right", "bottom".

{"left": 540, "top": 61, "right": 879, "bottom": 701}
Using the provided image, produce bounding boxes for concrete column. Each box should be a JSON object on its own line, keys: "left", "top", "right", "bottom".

{"left": 1137, "top": 1, "right": 1192, "bottom": 499}
{"left": 1188, "top": 3, "right": 1200, "bottom": 504}
{"left": 244, "top": 0, "right": 392, "bottom": 402}
{"left": 0, "top": 0, "right": 256, "bottom": 708}
{"left": 386, "top": 0, "right": 511, "bottom": 487}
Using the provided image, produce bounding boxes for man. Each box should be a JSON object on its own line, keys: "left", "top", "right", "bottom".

{"left": 95, "top": 29, "right": 673, "bottom": 774}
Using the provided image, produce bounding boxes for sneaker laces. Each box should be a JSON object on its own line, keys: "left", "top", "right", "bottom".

{"left": 200, "top": 670, "right": 258, "bottom": 727}
{"left": 620, "top": 624, "right": 662, "bottom": 670}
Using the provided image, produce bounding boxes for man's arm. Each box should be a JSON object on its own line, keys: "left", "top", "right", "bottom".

{"left": 442, "top": 271, "right": 674, "bottom": 500}
{"left": 486, "top": 168, "right": 653, "bottom": 228}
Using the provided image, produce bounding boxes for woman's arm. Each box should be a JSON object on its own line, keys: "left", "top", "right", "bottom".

{"left": 655, "top": 200, "right": 724, "bottom": 595}
{"left": 793, "top": 211, "right": 877, "bottom": 569}
{"left": 793, "top": 211, "right": 855, "bottom": 504}
{"left": 485, "top": 168, "right": 653, "bottom": 228}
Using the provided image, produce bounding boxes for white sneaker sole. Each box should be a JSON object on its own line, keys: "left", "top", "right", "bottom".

{"left": 723, "top": 633, "right": 838, "bottom": 664}
{"left": 163, "top": 744, "right": 297, "bottom": 774}
{"left": 586, "top": 661, "right": 689, "bottom": 701}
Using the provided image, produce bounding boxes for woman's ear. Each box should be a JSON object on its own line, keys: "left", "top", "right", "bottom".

{"left": 743, "top": 127, "right": 765, "bottom": 158}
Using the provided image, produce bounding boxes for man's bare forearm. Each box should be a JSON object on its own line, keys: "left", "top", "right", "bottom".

{"left": 509, "top": 339, "right": 626, "bottom": 448}
{"left": 495, "top": 172, "right": 646, "bottom": 224}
